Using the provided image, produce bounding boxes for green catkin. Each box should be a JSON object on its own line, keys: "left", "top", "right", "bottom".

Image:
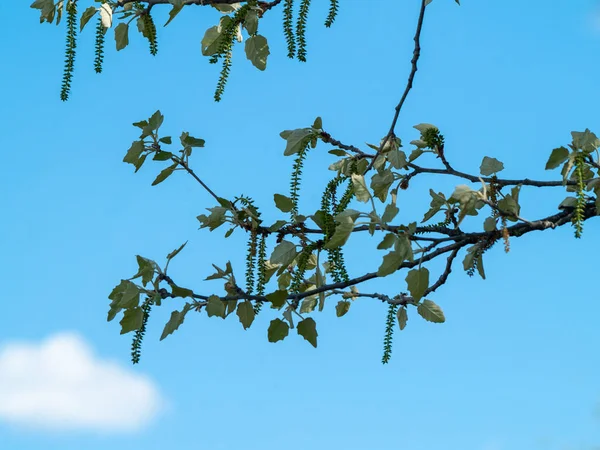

{"left": 131, "top": 297, "right": 153, "bottom": 364}
{"left": 94, "top": 17, "right": 105, "bottom": 73}
{"left": 283, "top": 0, "right": 296, "bottom": 58}
{"left": 296, "top": 0, "right": 311, "bottom": 62}
{"left": 573, "top": 152, "right": 586, "bottom": 238}
{"left": 382, "top": 303, "right": 398, "bottom": 364}
{"left": 60, "top": 0, "right": 78, "bottom": 101}
{"left": 290, "top": 143, "right": 309, "bottom": 218}
{"left": 324, "top": 0, "right": 338, "bottom": 27}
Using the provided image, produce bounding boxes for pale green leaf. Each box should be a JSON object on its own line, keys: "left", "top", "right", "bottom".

{"left": 245, "top": 34, "right": 270, "bottom": 70}
{"left": 480, "top": 156, "right": 504, "bottom": 176}
{"left": 417, "top": 299, "right": 445, "bottom": 323}
{"left": 236, "top": 301, "right": 255, "bottom": 329}
{"left": 115, "top": 23, "right": 129, "bottom": 51}
{"left": 406, "top": 267, "right": 429, "bottom": 302}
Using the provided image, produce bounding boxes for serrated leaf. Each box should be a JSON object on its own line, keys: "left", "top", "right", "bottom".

{"left": 397, "top": 307, "right": 408, "bottom": 330}
{"left": 336, "top": 300, "right": 350, "bottom": 317}
{"left": 270, "top": 240, "right": 297, "bottom": 267}
{"left": 417, "top": 299, "right": 445, "bottom": 323}
{"left": 160, "top": 304, "right": 191, "bottom": 340}
{"left": 406, "top": 267, "right": 429, "bottom": 302}
{"left": 201, "top": 25, "right": 225, "bottom": 56}
{"left": 236, "top": 301, "right": 255, "bottom": 329}
{"left": 180, "top": 132, "right": 205, "bottom": 147}
{"left": 134, "top": 255, "right": 155, "bottom": 286}
{"left": 171, "top": 285, "right": 194, "bottom": 298}
{"left": 382, "top": 203, "right": 399, "bottom": 223}
{"left": 266, "top": 290, "right": 287, "bottom": 308}
{"left": 274, "top": 194, "right": 294, "bottom": 213}
{"left": 280, "top": 128, "right": 312, "bottom": 156}
{"left": 300, "top": 297, "right": 317, "bottom": 313}
{"left": 297, "top": 318, "right": 318, "bottom": 348}
{"left": 167, "top": 241, "right": 187, "bottom": 260}
{"left": 545, "top": 146, "right": 570, "bottom": 170}
{"left": 245, "top": 34, "right": 270, "bottom": 70}
{"left": 119, "top": 307, "right": 144, "bottom": 334}
{"left": 115, "top": 22, "right": 129, "bottom": 50}
{"left": 268, "top": 318, "right": 289, "bottom": 343}
{"left": 323, "top": 216, "right": 354, "bottom": 249}
{"left": 123, "top": 140, "right": 144, "bottom": 166}
{"left": 387, "top": 149, "right": 408, "bottom": 169}
{"left": 480, "top": 156, "right": 504, "bottom": 176}
{"left": 151, "top": 164, "right": 177, "bottom": 186}
{"left": 165, "top": 0, "right": 184, "bottom": 26}
{"left": 206, "top": 295, "right": 226, "bottom": 318}
{"left": 351, "top": 174, "right": 371, "bottom": 203}
{"left": 80, "top": 6, "right": 97, "bottom": 31}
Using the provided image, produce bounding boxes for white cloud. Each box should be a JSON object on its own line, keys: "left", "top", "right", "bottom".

{"left": 0, "top": 332, "right": 165, "bottom": 433}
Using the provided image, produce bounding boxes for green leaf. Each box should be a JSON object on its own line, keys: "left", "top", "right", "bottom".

{"left": 167, "top": 241, "right": 187, "bottom": 260}
{"left": 297, "top": 318, "right": 318, "bottom": 348}
{"left": 123, "top": 140, "right": 144, "bottom": 166}
{"left": 483, "top": 217, "right": 496, "bottom": 232}
{"left": 80, "top": 6, "right": 97, "bottom": 31}
{"left": 151, "top": 163, "right": 177, "bottom": 186}
{"left": 377, "top": 250, "right": 403, "bottom": 277}
{"left": 377, "top": 233, "right": 396, "bottom": 250}
{"left": 159, "top": 136, "right": 172, "bottom": 144}
{"left": 120, "top": 307, "right": 144, "bottom": 334}
{"left": 479, "top": 156, "right": 504, "bottom": 176}
{"left": 153, "top": 151, "right": 173, "bottom": 161}
{"left": 206, "top": 295, "right": 226, "bottom": 318}
{"left": 171, "top": 285, "right": 194, "bottom": 298}
{"left": 323, "top": 216, "right": 354, "bottom": 249}
{"left": 165, "top": 0, "right": 184, "bottom": 26}
{"left": 351, "top": 174, "right": 371, "bottom": 203}
{"left": 245, "top": 34, "right": 270, "bottom": 70}
{"left": 417, "top": 299, "right": 445, "bottom": 323}
{"left": 201, "top": 25, "right": 225, "bottom": 56}
{"left": 387, "top": 149, "right": 408, "bottom": 169}
{"left": 236, "top": 301, "right": 255, "bottom": 329}
{"left": 148, "top": 110, "right": 164, "bottom": 131}
{"left": 115, "top": 23, "right": 129, "bottom": 51}
{"left": 336, "top": 301, "right": 351, "bottom": 317}
{"left": 270, "top": 240, "right": 297, "bottom": 267}
{"left": 268, "top": 318, "right": 289, "bottom": 343}
{"left": 406, "top": 267, "right": 429, "bottom": 302}
{"left": 382, "top": 203, "right": 399, "bottom": 223}
{"left": 397, "top": 307, "right": 408, "bottom": 330}
{"left": 243, "top": 9, "right": 259, "bottom": 35}
{"left": 197, "top": 207, "right": 228, "bottom": 231}
{"left": 280, "top": 128, "right": 312, "bottom": 156}
{"left": 134, "top": 255, "right": 155, "bottom": 286}
{"left": 300, "top": 297, "right": 317, "bottom": 313}
{"left": 266, "top": 290, "right": 288, "bottom": 308}
{"left": 545, "top": 146, "right": 570, "bottom": 170}
{"left": 274, "top": 194, "right": 294, "bottom": 213}
{"left": 160, "top": 304, "right": 191, "bottom": 340}
{"left": 180, "top": 132, "right": 205, "bottom": 147}
{"left": 371, "top": 169, "right": 394, "bottom": 202}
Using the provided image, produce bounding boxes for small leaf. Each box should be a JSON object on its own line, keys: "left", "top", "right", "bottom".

{"left": 171, "top": 285, "right": 194, "bottom": 298}
{"left": 245, "top": 34, "right": 270, "bottom": 70}
{"left": 545, "top": 146, "right": 570, "bottom": 170}
{"left": 351, "top": 174, "right": 371, "bottom": 203}
{"left": 270, "top": 240, "right": 297, "bottom": 267}
{"left": 300, "top": 297, "right": 317, "bottom": 313}
{"left": 167, "top": 241, "right": 187, "bottom": 260}
{"left": 377, "top": 250, "right": 403, "bottom": 277}
{"left": 160, "top": 304, "right": 191, "bottom": 340}
{"left": 236, "top": 301, "right": 255, "bottom": 329}
{"left": 480, "top": 156, "right": 504, "bottom": 176}
{"left": 397, "top": 307, "right": 408, "bottom": 330}
{"left": 417, "top": 299, "right": 445, "bottom": 323}
{"left": 119, "top": 307, "right": 144, "bottom": 334}
{"left": 483, "top": 217, "right": 496, "bottom": 232}
{"left": 123, "top": 140, "right": 144, "bottom": 166}
{"left": 266, "top": 290, "right": 288, "bottom": 308}
{"left": 206, "top": 295, "right": 226, "bottom": 318}
{"left": 297, "top": 318, "right": 318, "bottom": 348}
{"left": 201, "top": 25, "right": 225, "bottom": 56}
{"left": 382, "top": 203, "right": 399, "bottom": 223}
{"left": 165, "top": 0, "right": 184, "bottom": 26}
{"left": 280, "top": 128, "right": 312, "bottom": 156}
{"left": 115, "top": 23, "right": 129, "bottom": 51}
{"left": 274, "top": 194, "right": 294, "bottom": 213}
{"left": 406, "top": 267, "right": 429, "bottom": 302}
{"left": 151, "top": 164, "right": 177, "bottom": 186}
{"left": 268, "top": 318, "right": 289, "bottom": 343}
{"left": 323, "top": 216, "right": 354, "bottom": 249}
{"left": 134, "top": 255, "right": 155, "bottom": 286}
{"left": 80, "top": 6, "right": 97, "bottom": 31}
{"left": 335, "top": 301, "right": 350, "bottom": 317}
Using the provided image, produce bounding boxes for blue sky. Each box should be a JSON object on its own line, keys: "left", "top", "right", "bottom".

{"left": 2, "top": 1, "right": 600, "bottom": 449}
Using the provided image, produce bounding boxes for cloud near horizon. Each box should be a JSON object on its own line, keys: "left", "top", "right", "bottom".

{"left": 0, "top": 332, "right": 165, "bottom": 433}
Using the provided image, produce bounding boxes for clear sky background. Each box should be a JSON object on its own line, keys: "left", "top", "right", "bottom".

{"left": 2, "top": 1, "right": 600, "bottom": 449}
